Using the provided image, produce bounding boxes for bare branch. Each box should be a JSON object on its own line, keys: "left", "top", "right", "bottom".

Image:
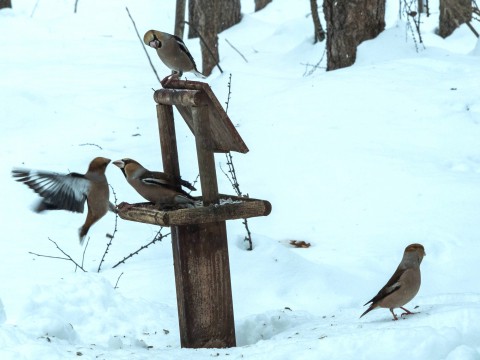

{"left": 97, "top": 184, "right": 119, "bottom": 272}
{"left": 126, "top": 6, "right": 162, "bottom": 84}
{"left": 29, "top": 238, "right": 87, "bottom": 272}
{"left": 111, "top": 231, "right": 170, "bottom": 269}
{"left": 220, "top": 75, "right": 253, "bottom": 250}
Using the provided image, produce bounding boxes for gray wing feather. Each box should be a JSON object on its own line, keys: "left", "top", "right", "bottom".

{"left": 12, "top": 168, "right": 90, "bottom": 213}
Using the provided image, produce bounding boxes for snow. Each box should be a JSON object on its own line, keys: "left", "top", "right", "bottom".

{"left": 1, "top": 0, "right": 480, "bottom": 359}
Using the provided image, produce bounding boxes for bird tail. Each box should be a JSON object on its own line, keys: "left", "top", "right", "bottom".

{"left": 179, "top": 178, "right": 196, "bottom": 191}
{"left": 78, "top": 225, "right": 89, "bottom": 245}
{"left": 360, "top": 303, "right": 376, "bottom": 319}
{"left": 193, "top": 69, "right": 206, "bottom": 79}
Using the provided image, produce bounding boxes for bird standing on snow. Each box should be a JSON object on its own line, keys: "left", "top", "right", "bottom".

{"left": 360, "top": 243, "right": 426, "bottom": 320}
{"left": 12, "top": 157, "right": 114, "bottom": 244}
{"left": 113, "top": 158, "right": 196, "bottom": 208}
{"left": 143, "top": 30, "right": 205, "bottom": 84}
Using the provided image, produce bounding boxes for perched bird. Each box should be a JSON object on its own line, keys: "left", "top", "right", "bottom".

{"left": 113, "top": 158, "right": 196, "bottom": 208}
{"left": 143, "top": 30, "right": 206, "bottom": 84}
{"left": 12, "top": 157, "right": 114, "bottom": 244}
{"left": 360, "top": 243, "right": 426, "bottom": 320}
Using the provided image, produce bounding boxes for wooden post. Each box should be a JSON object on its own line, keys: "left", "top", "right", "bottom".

{"left": 157, "top": 104, "right": 180, "bottom": 179}
{"left": 156, "top": 102, "right": 236, "bottom": 348}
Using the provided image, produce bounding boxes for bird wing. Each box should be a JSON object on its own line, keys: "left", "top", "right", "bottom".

{"left": 140, "top": 173, "right": 195, "bottom": 200}
{"left": 12, "top": 168, "right": 90, "bottom": 213}
{"left": 141, "top": 175, "right": 172, "bottom": 187}
{"left": 363, "top": 265, "right": 405, "bottom": 306}
{"left": 173, "top": 34, "right": 199, "bottom": 70}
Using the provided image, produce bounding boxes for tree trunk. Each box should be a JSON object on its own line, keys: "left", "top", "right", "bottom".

{"left": 174, "top": 0, "right": 187, "bottom": 38}
{"left": 255, "top": 0, "right": 272, "bottom": 12}
{"left": 310, "top": 0, "right": 325, "bottom": 43}
{"left": 438, "top": 0, "right": 472, "bottom": 38}
{"left": 0, "top": 0, "right": 12, "bottom": 9}
{"left": 418, "top": 0, "right": 424, "bottom": 14}
{"left": 193, "top": 0, "right": 219, "bottom": 76}
{"left": 189, "top": 0, "right": 241, "bottom": 38}
{"left": 323, "top": 0, "right": 386, "bottom": 71}
{"left": 218, "top": 0, "right": 241, "bottom": 33}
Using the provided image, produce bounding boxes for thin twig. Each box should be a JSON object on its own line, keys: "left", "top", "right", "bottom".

{"left": 74, "top": 0, "right": 79, "bottom": 13}
{"left": 81, "top": 236, "right": 90, "bottom": 270}
{"left": 225, "top": 73, "right": 233, "bottom": 114}
{"left": 97, "top": 184, "right": 119, "bottom": 273}
{"left": 29, "top": 238, "right": 87, "bottom": 272}
{"left": 78, "top": 143, "right": 103, "bottom": 150}
{"left": 221, "top": 75, "right": 253, "bottom": 250}
{"left": 126, "top": 6, "right": 162, "bottom": 84}
{"left": 225, "top": 39, "right": 248, "bottom": 63}
{"left": 30, "top": 0, "right": 40, "bottom": 17}
{"left": 112, "top": 232, "right": 170, "bottom": 269}
{"left": 184, "top": 20, "right": 223, "bottom": 74}
{"left": 114, "top": 272, "right": 124, "bottom": 289}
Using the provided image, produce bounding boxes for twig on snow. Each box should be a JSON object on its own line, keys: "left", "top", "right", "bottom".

{"left": 225, "top": 39, "right": 248, "bottom": 63}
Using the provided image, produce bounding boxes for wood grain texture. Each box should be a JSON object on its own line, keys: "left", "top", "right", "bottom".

{"left": 117, "top": 196, "right": 272, "bottom": 226}
{"left": 155, "top": 80, "right": 249, "bottom": 153}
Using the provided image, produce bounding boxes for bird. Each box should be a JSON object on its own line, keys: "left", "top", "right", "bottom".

{"left": 360, "top": 243, "right": 426, "bottom": 320}
{"left": 112, "top": 158, "right": 196, "bottom": 208}
{"left": 143, "top": 30, "right": 206, "bottom": 84}
{"left": 12, "top": 157, "right": 114, "bottom": 244}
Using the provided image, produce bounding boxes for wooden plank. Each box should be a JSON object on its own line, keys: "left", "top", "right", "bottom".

{"left": 116, "top": 197, "right": 272, "bottom": 226}
{"left": 192, "top": 105, "right": 218, "bottom": 205}
{"left": 160, "top": 80, "right": 249, "bottom": 154}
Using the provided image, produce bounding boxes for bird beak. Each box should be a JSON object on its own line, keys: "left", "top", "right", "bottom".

{"left": 112, "top": 160, "right": 125, "bottom": 169}
{"left": 149, "top": 39, "right": 161, "bottom": 49}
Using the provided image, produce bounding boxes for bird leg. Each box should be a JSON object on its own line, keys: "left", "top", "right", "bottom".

{"left": 400, "top": 307, "right": 415, "bottom": 318}
{"left": 389, "top": 308, "right": 399, "bottom": 321}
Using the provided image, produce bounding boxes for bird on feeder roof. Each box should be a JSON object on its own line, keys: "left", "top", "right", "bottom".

{"left": 143, "top": 30, "right": 206, "bottom": 84}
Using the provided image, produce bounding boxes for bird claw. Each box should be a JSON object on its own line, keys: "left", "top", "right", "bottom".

{"left": 117, "top": 202, "right": 134, "bottom": 211}
{"left": 161, "top": 73, "right": 180, "bottom": 87}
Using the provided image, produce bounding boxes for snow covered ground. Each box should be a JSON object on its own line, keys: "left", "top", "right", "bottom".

{"left": 1, "top": 0, "right": 480, "bottom": 359}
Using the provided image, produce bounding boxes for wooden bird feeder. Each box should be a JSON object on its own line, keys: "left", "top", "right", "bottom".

{"left": 117, "top": 79, "right": 271, "bottom": 348}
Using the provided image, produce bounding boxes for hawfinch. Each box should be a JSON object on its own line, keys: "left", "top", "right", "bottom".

{"left": 360, "top": 243, "right": 426, "bottom": 320}
{"left": 113, "top": 158, "right": 196, "bottom": 207}
{"left": 12, "top": 157, "right": 114, "bottom": 244}
{"left": 143, "top": 30, "right": 205, "bottom": 82}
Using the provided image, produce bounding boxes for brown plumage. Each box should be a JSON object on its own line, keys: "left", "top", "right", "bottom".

{"left": 143, "top": 30, "right": 205, "bottom": 83}
{"left": 360, "top": 243, "right": 426, "bottom": 320}
{"left": 12, "top": 157, "right": 114, "bottom": 244}
{"left": 113, "top": 158, "right": 196, "bottom": 207}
